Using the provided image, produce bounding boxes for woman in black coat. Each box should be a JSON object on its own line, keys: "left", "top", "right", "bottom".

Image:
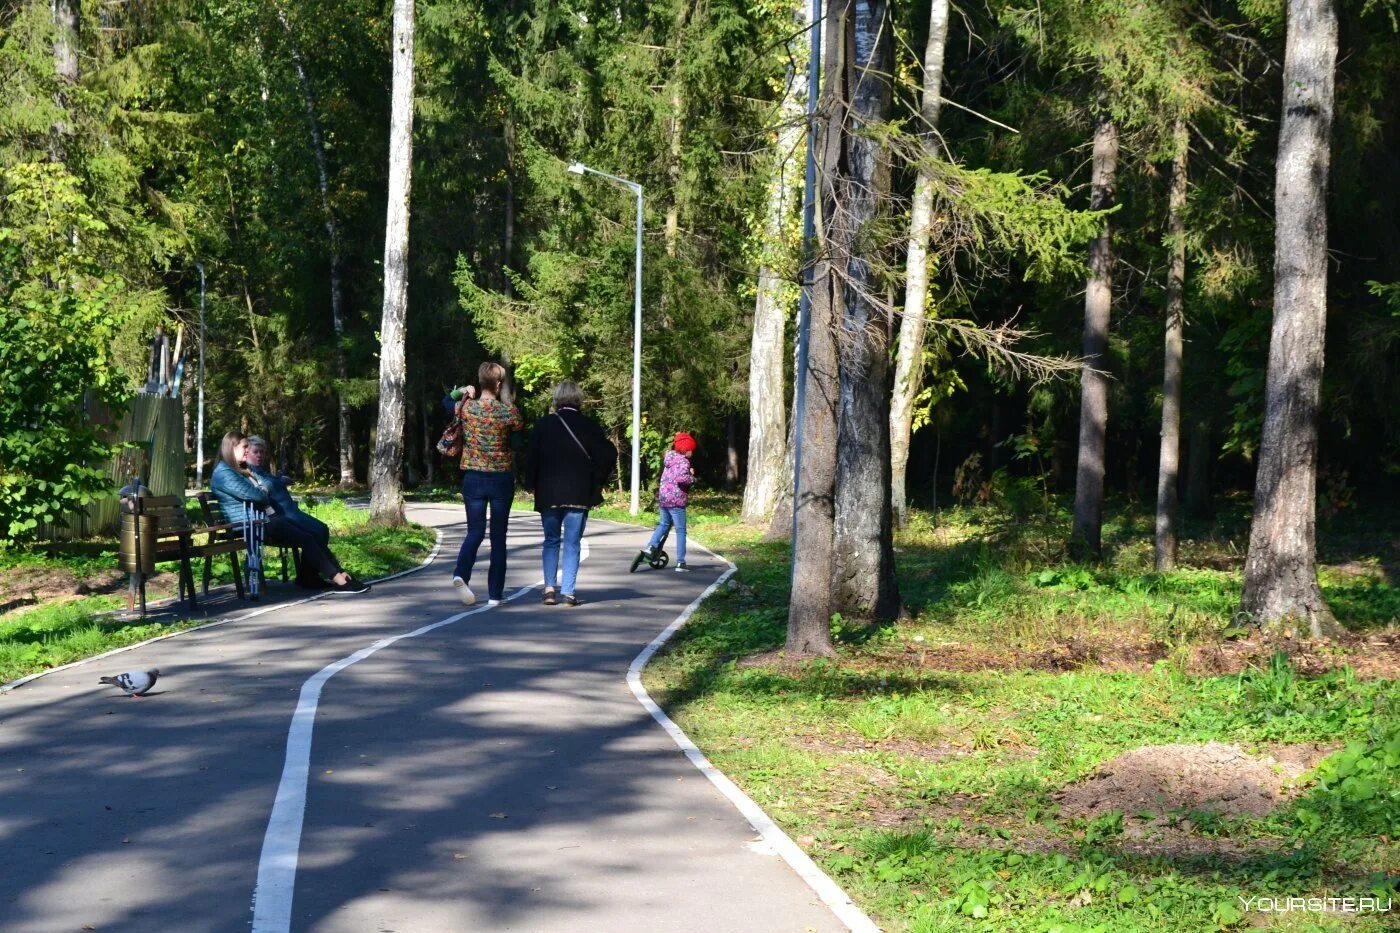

{"left": 524, "top": 381, "right": 617, "bottom": 605}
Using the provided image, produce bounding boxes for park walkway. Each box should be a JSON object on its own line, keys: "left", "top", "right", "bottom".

{"left": 0, "top": 503, "right": 864, "bottom": 932}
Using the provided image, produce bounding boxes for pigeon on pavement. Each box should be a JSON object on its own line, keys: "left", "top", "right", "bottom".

{"left": 99, "top": 669, "right": 160, "bottom": 697}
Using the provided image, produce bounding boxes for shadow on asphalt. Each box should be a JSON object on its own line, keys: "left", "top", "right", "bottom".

{"left": 0, "top": 510, "right": 740, "bottom": 931}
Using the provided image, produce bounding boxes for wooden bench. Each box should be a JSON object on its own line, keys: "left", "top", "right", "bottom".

{"left": 118, "top": 494, "right": 247, "bottom": 615}
{"left": 196, "top": 493, "right": 301, "bottom": 591}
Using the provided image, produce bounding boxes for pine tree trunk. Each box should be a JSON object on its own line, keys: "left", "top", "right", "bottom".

{"left": 786, "top": 0, "right": 846, "bottom": 660}
{"left": 503, "top": 116, "right": 516, "bottom": 298}
{"left": 831, "top": 0, "right": 900, "bottom": 620}
{"left": 788, "top": 264, "right": 840, "bottom": 658}
{"left": 890, "top": 0, "right": 951, "bottom": 529}
{"left": 741, "top": 0, "right": 809, "bottom": 526}
{"left": 1070, "top": 110, "right": 1118, "bottom": 559}
{"left": 1241, "top": 0, "right": 1342, "bottom": 639}
{"left": 1155, "top": 118, "right": 1189, "bottom": 571}
{"left": 369, "top": 0, "right": 416, "bottom": 527}
{"left": 663, "top": 4, "right": 691, "bottom": 257}
{"left": 274, "top": 3, "right": 356, "bottom": 488}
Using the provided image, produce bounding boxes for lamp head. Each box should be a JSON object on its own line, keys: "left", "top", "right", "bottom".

{"left": 566, "top": 162, "right": 585, "bottom": 175}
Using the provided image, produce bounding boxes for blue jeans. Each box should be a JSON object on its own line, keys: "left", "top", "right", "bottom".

{"left": 647, "top": 507, "right": 687, "bottom": 563}
{"left": 540, "top": 508, "right": 589, "bottom": 596}
{"left": 454, "top": 470, "right": 514, "bottom": 600}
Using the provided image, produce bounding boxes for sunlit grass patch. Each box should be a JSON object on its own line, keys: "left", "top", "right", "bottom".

{"left": 645, "top": 500, "right": 1399, "bottom": 930}
{"left": 0, "top": 500, "right": 434, "bottom": 683}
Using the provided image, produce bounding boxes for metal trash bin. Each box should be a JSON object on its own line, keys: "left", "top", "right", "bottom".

{"left": 118, "top": 511, "right": 159, "bottom": 574}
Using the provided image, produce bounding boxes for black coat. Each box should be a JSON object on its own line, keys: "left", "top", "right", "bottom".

{"left": 524, "top": 409, "right": 618, "bottom": 510}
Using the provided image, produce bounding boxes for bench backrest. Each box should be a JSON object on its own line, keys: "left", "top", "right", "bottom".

{"left": 127, "top": 494, "right": 194, "bottom": 536}
{"left": 197, "top": 492, "right": 244, "bottom": 539}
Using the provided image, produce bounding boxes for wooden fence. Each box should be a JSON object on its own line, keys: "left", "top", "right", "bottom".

{"left": 37, "top": 394, "right": 186, "bottom": 541}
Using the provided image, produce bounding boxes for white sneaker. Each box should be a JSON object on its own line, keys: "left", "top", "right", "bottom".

{"left": 452, "top": 576, "right": 476, "bottom": 605}
{"left": 487, "top": 599, "right": 502, "bottom": 608}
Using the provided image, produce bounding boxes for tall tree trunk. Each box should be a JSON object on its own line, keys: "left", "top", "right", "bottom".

{"left": 663, "top": 4, "right": 691, "bottom": 257}
{"left": 369, "top": 0, "right": 416, "bottom": 527}
{"left": 788, "top": 266, "right": 840, "bottom": 657}
{"left": 503, "top": 116, "right": 516, "bottom": 298}
{"left": 274, "top": 3, "right": 355, "bottom": 488}
{"left": 1070, "top": 110, "right": 1119, "bottom": 559}
{"left": 1155, "top": 118, "right": 1189, "bottom": 571}
{"left": 1241, "top": 0, "right": 1342, "bottom": 638}
{"left": 50, "top": 0, "right": 78, "bottom": 162}
{"left": 831, "top": 0, "right": 900, "bottom": 620}
{"left": 786, "top": 0, "right": 843, "bottom": 660}
{"left": 742, "top": 1, "right": 810, "bottom": 526}
{"left": 890, "top": 0, "right": 951, "bottom": 529}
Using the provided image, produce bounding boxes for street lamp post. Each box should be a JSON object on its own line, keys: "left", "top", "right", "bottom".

{"left": 195, "top": 261, "right": 207, "bottom": 491}
{"left": 567, "top": 161, "right": 644, "bottom": 516}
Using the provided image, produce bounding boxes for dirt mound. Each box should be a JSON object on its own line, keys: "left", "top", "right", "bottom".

{"left": 1055, "top": 741, "right": 1334, "bottom": 821}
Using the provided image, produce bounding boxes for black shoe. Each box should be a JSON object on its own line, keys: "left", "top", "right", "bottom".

{"left": 329, "top": 577, "right": 371, "bottom": 595}
{"left": 562, "top": 594, "right": 582, "bottom": 607}
{"left": 543, "top": 588, "right": 558, "bottom": 606}
{"left": 674, "top": 562, "right": 691, "bottom": 572}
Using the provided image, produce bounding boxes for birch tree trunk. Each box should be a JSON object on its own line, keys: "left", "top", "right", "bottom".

{"left": 786, "top": 0, "right": 844, "bottom": 659}
{"left": 1241, "top": 0, "right": 1342, "bottom": 638}
{"left": 1155, "top": 118, "right": 1189, "bottom": 571}
{"left": 890, "top": 0, "right": 950, "bottom": 529}
{"left": 49, "top": 0, "right": 78, "bottom": 241}
{"left": 274, "top": 3, "right": 355, "bottom": 488}
{"left": 369, "top": 0, "right": 416, "bottom": 526}
{"left": 831, "top": 0, "right": 900, "bottom": 620}
{"left": 1070, "top": 110, "right": 1119, "bottom": 559}
{"left": 742, "top": 0, "right": 810, "bottom": 526}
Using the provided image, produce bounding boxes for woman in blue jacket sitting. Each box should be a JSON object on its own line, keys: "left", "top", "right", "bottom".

{"left": 210, "top": 431, "right": 369, "bottom": 595}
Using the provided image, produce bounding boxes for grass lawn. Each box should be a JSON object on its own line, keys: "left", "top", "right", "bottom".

{"left": 0, "top": 498, "right": 434, "bottom": 684}
{"left": 643, "top": 496, "right": 1399, "bottom": 931}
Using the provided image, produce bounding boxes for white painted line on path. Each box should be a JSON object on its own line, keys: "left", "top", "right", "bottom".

{"left": 627, "top": 543, "right": 882, "bottom": 933}
{"left": 250, "top": 530, "right": 589, "bottom": 932}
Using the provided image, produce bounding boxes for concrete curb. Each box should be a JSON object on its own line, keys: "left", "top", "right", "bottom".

{"left": 626, "top": 534, "right": 882, "bottom": 933}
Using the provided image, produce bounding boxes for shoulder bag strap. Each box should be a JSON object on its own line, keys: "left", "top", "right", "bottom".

{"left": 554, "top": 412, "right": 592, "bottom": 461}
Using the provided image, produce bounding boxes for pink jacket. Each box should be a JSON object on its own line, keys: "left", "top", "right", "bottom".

{"left": 657, "top": 450, "right": 695, "bottom": 509}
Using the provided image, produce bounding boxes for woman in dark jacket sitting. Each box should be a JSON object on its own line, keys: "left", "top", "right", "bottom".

{"left": 524, "top": 381, "right": 617, "bottom": 606}
{"left": 209, "top": 431, "right": 369, "bottom": 595}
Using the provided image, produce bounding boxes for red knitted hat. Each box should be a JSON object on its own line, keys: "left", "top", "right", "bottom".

{"left": 673, "top": 432, "right": 696, "bottom": 453}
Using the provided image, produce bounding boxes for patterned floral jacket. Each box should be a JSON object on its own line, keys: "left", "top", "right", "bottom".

{"left": 657, "top": 450, "right": 695, "bottom": 509}
{"left": 456, "top": 398, "right": 524, "bottom": 473}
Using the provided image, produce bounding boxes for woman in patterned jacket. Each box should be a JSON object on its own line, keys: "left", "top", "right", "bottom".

{"left": 449, "top": 362, "right": 524, "bottom": 606}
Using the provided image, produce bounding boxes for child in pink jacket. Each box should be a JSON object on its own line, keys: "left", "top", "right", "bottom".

{"left": 631, "top": 432, "right": 697, "bottom": 572}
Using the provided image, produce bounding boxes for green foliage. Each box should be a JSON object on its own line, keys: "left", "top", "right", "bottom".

{"left": 0, "top": 499, "right": 432, "bottom": 681}
{"left": 643, "top": 500, "right": 1398, "bottom": 931}
{"left": 0, "top": 161, "right": 138, "bottom": 543}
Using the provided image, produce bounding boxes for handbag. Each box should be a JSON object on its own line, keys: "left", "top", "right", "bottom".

{"left": 437, "top": 401, "right": 466, "bottom": 460}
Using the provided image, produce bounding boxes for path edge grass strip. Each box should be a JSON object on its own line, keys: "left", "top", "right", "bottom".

{"left": 0, "top": 526, "right": 445, "bottom": 695}
{"left": 627, "top": 539, "right": 882, "bottom": 933}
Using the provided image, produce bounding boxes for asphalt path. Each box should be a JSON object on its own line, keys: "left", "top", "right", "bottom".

{"left": 0, "top": 503, "right": 865, "bottom": 932}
